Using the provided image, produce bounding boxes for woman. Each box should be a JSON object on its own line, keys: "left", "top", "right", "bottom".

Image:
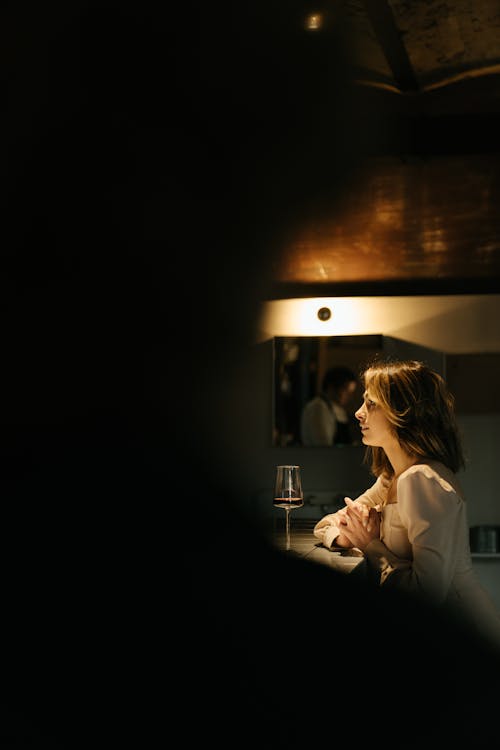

{"left": 313, "top": 359, "right": 500, "bottom": 649}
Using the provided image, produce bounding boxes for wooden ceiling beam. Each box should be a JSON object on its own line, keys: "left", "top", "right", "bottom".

{"left": 361, "top": 0, "right": 419, "bottom": 92}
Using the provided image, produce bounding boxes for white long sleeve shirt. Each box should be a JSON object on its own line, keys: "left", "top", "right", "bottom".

{"left": 313, "top": 460, "right": 500, "bottom": 650}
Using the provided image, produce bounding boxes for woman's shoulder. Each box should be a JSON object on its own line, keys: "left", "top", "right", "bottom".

{"left": 400, "top": 460, "right": 449, "bottom": 479}
{"left": 398, "top": 460, "right": 464, "bottom": 500}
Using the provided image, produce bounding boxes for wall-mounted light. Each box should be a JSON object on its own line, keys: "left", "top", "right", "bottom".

{"left": 259, "top": 297, "right": 373, "bottom": 337}
{"left": 317, "top": 306, "right": 331, "bottom": 321}
{"left": 257, "top": 295, "right": 500, "bottom": 354}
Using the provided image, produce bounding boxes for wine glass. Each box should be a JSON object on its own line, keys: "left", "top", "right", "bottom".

{"left": 273, "top": 465, "right": 304, "bottom": 551}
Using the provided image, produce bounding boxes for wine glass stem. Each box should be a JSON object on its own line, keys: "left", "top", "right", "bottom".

{"left": 285, "top": 508, "right": 291, "bottom": 551}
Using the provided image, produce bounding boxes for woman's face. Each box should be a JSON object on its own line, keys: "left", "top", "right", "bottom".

{"left": 355, "top": 388, "right": 396, "bottom": 449}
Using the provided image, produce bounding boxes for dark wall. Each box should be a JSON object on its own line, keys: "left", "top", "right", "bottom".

{"left": 447, "top": 353, "right": 500, "bottom": 413}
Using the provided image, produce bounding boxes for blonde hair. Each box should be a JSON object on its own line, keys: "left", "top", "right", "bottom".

{"left": 362, "top": 359, "right": 465, "bottom": 477}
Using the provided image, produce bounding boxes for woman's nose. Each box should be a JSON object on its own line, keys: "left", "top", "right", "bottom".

{"left": 355, "top": 404, "right": 365, "bottom": 421}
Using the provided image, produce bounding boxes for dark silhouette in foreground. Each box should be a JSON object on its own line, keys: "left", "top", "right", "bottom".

{"left": 2, "top": 2, "right": 499, "bottom": 746}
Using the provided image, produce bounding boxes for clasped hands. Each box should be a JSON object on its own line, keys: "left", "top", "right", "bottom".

{"left": 333, "top": 497, "right": 380, "bottom": 551}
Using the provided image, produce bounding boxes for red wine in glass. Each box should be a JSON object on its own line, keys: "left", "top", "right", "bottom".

{"left": 273, "top": 465, "right": 304, "bottom": 551}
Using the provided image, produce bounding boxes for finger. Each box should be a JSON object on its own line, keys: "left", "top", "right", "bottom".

{"left": 366, "top": 509, "right": 379, "bottom": 534}
{"left": 344, "top": 498, "right": 361, "bottom": 521}
{"left": 345, "top": 507, "right": 362, "bottom": 527}
{"left": 345, "top": 498, "right": 368, "bottom": 524}
{"left": 337, "top": 510, "right": 347, "bottom": 524}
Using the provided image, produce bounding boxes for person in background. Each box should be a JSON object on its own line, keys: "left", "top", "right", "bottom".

{"left": 314, "top": 358, "right": 500, "bottom": 651}
{"left": 301, "top": 365, "right": 358, "bottom": 446}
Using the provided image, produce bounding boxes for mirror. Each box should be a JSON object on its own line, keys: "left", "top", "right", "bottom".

{"left": 273, "top": 335, "right": 445, "bottom": 447}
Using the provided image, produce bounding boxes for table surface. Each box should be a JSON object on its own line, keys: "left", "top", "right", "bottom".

{"left": 268, "top": 520, "right": 365, "bottom": 574}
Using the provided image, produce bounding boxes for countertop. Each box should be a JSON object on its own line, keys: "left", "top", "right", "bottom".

{"left": 267, "top": 518, "right": 500, "bottom": 610}
{"left": 268, "top": 519, "right": 365, "bottom": 575}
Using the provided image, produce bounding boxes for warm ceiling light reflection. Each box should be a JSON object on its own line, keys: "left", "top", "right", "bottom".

{"left": 422, "top": 227, "right": 446, "bottom": 255}
{"left": 305, "top": 13, "right": 323, "bottom": 30}
{"left": 423, "top": 239, "right": 446, "bottom": 254}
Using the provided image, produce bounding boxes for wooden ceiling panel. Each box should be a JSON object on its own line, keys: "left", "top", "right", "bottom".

{"left": 267, "top": 2, "right": 500, "bottom": 297}
{"left": 390, "top": 0, "right": 500, "bottom": 86}
{"left": 345, "top": 0, "right": 500, "bottom": 92}
{"left": 269, "top": 154, "right": 500, "bottom": 294}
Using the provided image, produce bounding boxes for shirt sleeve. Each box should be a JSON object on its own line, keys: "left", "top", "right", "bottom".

{"left": 313, "top": 475, "right": 387, "bottom": 549}
{"left": 364, "top": 467, "right": 462, "bottom": 604}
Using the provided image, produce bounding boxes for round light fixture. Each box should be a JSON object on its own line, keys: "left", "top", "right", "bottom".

{"left": 317, "top": 306, "right": 332, "bottom": 321}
